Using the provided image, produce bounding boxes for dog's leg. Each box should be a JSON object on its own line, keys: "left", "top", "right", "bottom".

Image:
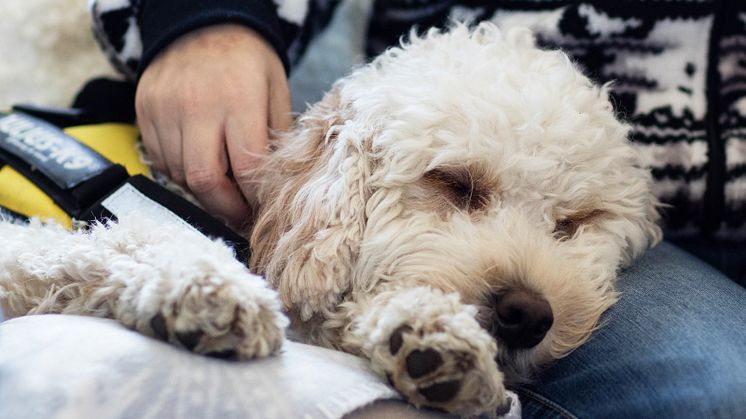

{"left": 343, "top": 286, "right": 507, "bottom": 417}
{"left": 0, "top": 218, "right": 287, "bottom": 359}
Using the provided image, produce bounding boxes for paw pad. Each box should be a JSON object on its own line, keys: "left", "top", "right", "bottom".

{"left": 418, "top": 380, "right": 461, "bottom": 403}
{"left": 150, "top": 314, "right": 206, "bottom": 352}
{"left": 389, "top": 325, "right": 412, "bottom": 355}
{"left": 206, "top": 350, "right": 238, "bottom": 359}
{"left": 405, "top": 348, "right": 443, "bottom": 378}
{"left": 150, "top": 313, "right": 169, "bottom": 341}
{"left": 175, "top": 330, "right": 204, "bottom": 351}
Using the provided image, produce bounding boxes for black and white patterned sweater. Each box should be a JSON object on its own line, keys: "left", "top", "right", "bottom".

{"left": 90, "top": 0, "right": 746, "bottom": 240}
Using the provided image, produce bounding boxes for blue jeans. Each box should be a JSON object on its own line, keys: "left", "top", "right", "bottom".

{"left": 517, "top": 242, "right": 746, "bottom": 418}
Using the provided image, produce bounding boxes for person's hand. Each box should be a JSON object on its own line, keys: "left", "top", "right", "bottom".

{"left": 136, "top": 24, "right": 292, "bottom": 226}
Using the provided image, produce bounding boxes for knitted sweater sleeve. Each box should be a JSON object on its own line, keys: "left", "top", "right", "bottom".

{"left": 89, "top": 0, "right": 341, "bottom": 80}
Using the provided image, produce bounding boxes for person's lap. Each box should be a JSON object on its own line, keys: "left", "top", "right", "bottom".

{"left": 517, "top": 242, "right": 746, "bottom": 418}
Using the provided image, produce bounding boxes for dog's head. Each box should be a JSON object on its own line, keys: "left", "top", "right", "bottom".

{"left": 250, "top": 23, "right": 661, "bottom": 380}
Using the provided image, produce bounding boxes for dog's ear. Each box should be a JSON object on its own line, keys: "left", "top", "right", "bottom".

{"left": 250, "top": 88, "right": 373, "bottom": 320}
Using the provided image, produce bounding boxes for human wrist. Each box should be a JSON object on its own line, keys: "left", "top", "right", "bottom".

{"left": 136, "top": 0, "right": 289, "bottom": 78}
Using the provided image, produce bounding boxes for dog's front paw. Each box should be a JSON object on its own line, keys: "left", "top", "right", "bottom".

{"left": 358, "top": 288, "right": 507, "bottom": 417}
{"left": 143, "top": 271, "right": 287, "bottom": 359}
{"left": 383, "top": 321, "right": 505, "bottom": 416}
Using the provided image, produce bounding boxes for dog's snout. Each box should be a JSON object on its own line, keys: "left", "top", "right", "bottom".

{"left": 494, "top": 290, "right": 553, "bottom": 349}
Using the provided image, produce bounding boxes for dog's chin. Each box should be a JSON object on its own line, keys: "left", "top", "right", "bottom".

{"left": 477, "top": 311, "right": 560, "bottom": 383}
{"left": 493, "top": 342, "right": 547, "bottom": 384}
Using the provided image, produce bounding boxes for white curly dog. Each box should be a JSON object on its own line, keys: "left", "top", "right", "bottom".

{"left": 0, "top": 23, "right": 661, "bottom": 416}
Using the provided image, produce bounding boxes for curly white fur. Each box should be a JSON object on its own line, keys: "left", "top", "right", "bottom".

{"left": 0, "top": 217, "right": 287, "bottom": 359}
{"left": 1, "top": 23, "right": 660, "bottom": 417}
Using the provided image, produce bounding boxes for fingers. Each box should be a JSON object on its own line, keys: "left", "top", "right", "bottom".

{"left": 268, "top": 73, "right": 293, "bottom": 132}
{"left": 136, "top": 83, "right": 167, "bottom": 173}
{"left": 137, "top": 102, "right": 184, "bottom": 183}
{"left": 222, "top": 69, "right": 292, "bottom": 206}
{"left": 225, "top": 102, "right": 269, "bottom": 204}
{"left": 138, "top": 117, "right": 165, "bottom": 172}
{"left": 182, "top": 119, "right": 251, "bottom": 224}
{"left": 156, "top": 122, "right": 185, "bottom": 184}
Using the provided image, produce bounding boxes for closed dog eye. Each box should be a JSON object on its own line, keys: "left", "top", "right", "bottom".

{"left": 422, "top": 167, "right": 492, "bottom": 213}
{"left": 553, "top": 209, "right": 606, "bottom": 240}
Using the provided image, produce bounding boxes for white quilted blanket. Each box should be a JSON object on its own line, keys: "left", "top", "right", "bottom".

{"left": 0, "top": 315, "right": 521, "bottom": 419}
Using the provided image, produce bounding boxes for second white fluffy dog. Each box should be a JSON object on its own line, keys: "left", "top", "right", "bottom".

{"left": 0, "top": 23, "right": 661, "bottom": 416}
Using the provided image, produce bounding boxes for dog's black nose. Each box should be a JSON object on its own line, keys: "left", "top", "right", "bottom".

{"left": 494, "top": 290, "right": 553, "bottom": 349}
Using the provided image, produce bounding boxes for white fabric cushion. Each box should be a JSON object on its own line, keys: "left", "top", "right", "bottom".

{"left": 0, "top": 315, "right": 401, "bottom": 418}
{"left": 0, "top": 315, "right": 521, "bottom": 418}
